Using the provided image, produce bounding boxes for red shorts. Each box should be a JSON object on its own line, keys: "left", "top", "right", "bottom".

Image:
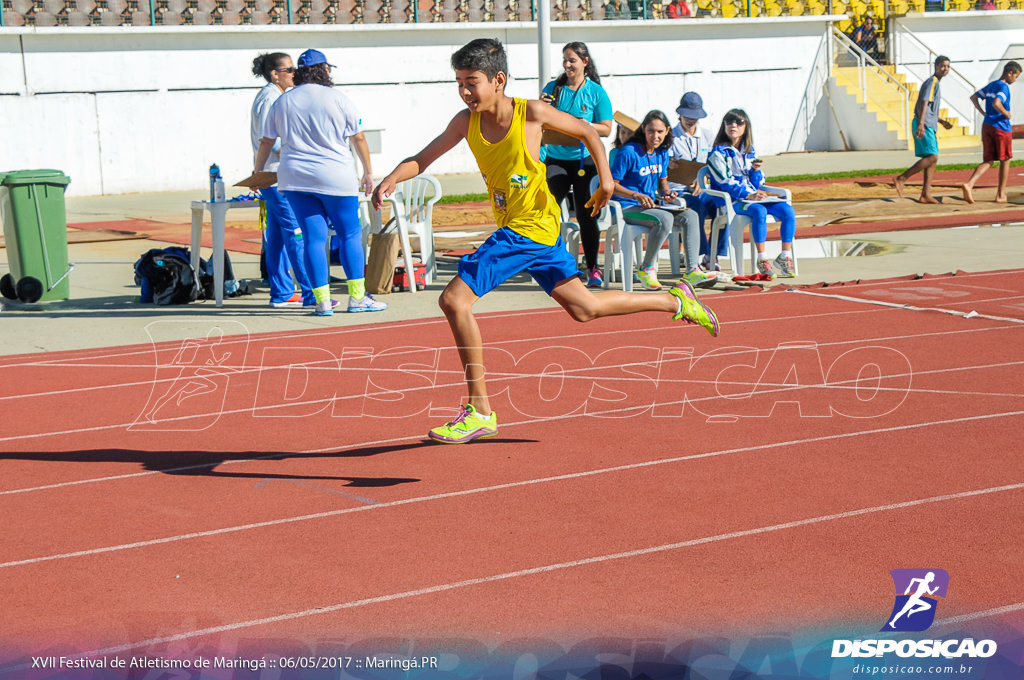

{"left": 982, "top": 123, "right": 1013, "bottom": 162}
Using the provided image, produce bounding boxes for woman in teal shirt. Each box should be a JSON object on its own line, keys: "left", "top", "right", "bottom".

{"left": 542, "top": 42, "right": 613, "bottom": 288}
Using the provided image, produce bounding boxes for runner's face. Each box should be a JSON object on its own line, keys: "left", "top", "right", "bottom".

{"left": 935, "top": 60, "right": 950, "bottom": 78}
{"left": 455, "top": 69, "right": 502, "bottom": 111}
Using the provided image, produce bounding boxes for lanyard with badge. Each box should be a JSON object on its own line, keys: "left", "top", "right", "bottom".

{"left": 544, "top": 82, "right": 589, "bottom": 176}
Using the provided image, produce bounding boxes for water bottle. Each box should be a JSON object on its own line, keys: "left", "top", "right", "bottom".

{"left": 209, "top": 163, "right": 220, "bottom": 202}
{"left": 214, "top": 176, "right": 226, "bottom": 203}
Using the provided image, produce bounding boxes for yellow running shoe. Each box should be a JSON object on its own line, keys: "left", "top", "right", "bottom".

{"left": 637, "top": 265, "right": 663, "bottom": 290}
{"left": 669, "top": 280, "right": 720, "bottom": 337}
{"left": 428, "top": 404, "right": 498, "bottom": 444}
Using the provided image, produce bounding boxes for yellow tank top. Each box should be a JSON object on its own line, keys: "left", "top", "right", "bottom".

{"left": 467, "top": 98, "right": 561, "bottom": 246}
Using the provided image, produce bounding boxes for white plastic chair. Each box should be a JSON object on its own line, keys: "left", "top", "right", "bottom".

{"left": 392, "top": 174, "right": 441, "bottom": 285}
{"left": 559, "top": 197, "right": 582, "bottom": 266}
{"left": 697, "top": 166, "right": 797, "bottom": 276}
{"left": 373, "top": 192, "right": 420, "bottom": 294}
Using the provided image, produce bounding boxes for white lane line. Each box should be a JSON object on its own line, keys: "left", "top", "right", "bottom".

{"left": 1, "top": 347, "right": 1022, "bottom": 497}
{"left": 1, "top": 320, "right": 1020, "bottom": 441}
{"left": 787, "top": 288, "right": 1024, "bottom": 325}
{"left": 8, "top": 482, "right": 1021, "bottom": 661}
{"left": 2, "top": 268, "right": 1019, "bottom": 371}
{"left": 933, "top": 602, "right": 1024, "bottom": 628}
{"left": 2, "top": 409, "right": 1023, "bottom": 566}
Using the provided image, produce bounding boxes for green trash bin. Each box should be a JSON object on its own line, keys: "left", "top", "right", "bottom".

{"left": 0, "top": 169, "right": 72, "bottom": 303}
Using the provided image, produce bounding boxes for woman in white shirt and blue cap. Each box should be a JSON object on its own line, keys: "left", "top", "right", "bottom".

{"left": 256, "top": 48, "right": 384, "bottom": 316}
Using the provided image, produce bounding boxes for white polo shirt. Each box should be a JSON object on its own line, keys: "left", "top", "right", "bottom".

{"left": 263, "top": 83, "right": 364, "bottom": 196}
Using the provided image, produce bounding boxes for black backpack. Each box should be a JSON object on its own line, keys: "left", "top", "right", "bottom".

{"left": 134, "top": 248, "right": 199, "bottom": 305}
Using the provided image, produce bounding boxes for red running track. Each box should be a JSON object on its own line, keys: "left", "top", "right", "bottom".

{"left": 0, "top": 270, "right": 1022, "bottom": 659}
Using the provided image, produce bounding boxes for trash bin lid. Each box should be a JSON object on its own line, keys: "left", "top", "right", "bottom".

{"left": 1, "top": 169, "right": 71, "bottom": 188}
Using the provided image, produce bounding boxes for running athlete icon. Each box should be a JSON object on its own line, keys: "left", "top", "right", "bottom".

{"left": 888, "top": 571, "right": 939, "bottom": 628}
{"left": 134, "top": 327, "right": 238, "bottom": 431}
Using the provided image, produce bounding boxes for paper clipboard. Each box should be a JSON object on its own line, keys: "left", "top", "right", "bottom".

{"left": 541, "top": 129, "right": 581, "bottom": 147}
{"left": 234, "top": 171, "right": 277, "bottom": 189}
{"left": 666, "top": 160, "right": 704, "bottom": 186}
{"left": 613, "top": 111, "right": 641, "bottom": 132}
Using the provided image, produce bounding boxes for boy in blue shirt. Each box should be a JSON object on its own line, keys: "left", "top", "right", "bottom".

{"left": 961, "top": 61, "right": 1021, "bottom": 204}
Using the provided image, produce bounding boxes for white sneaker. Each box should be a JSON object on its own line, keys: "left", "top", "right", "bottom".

{"left": 312, "top": 300, "right": 334, "bottom": 316}
{"left": 773, "top": 253, "right": 796, "bottom": 278}
{"left": 348, "top": 294, "right": 388, "bottom": 313}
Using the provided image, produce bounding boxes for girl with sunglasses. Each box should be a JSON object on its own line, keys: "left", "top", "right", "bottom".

{"left": 611, "top": 110, "right": 718, "bottom": 291}
{"left": 707, "top": 108, "right": 796, "bottom": 278}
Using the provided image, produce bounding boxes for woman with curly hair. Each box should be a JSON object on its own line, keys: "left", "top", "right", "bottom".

{"left": 255, "top": 48, "right": 384, "bottom": 316}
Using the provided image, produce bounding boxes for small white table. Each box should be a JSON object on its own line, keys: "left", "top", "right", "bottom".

{"left": 189, "top": 199, "right": 259, "bottom": 307}
{"left": 190, "top": 195, "right": 395, "bottom": 307}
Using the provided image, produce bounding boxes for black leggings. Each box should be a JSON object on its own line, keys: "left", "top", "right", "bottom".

{"left": 545, "top": 156, "right": 600, "bottom": 271}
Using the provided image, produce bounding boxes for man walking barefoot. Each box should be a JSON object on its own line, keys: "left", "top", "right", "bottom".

{"left": 895, "top": 56, "right": 954, "bottom": 204}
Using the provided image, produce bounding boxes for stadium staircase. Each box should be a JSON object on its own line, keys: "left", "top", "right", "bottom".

{"left": 828, "top": 27, "right": 977, "bottom": 152}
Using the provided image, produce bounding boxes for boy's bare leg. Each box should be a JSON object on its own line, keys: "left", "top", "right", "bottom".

{"left": 919, "top": 156, "right": 939, "bottom": 203}
{"left": 961, "top": 161, "right": 992, "bottom": 204}
{"left": 896, "top": 156, "right": 930, "bottom": 198}
{"left": 996, "top": 160, "right": 1010, "bottom": 202}
{"left": 550, "top": 276, "right": 675, "bottom": 322}
{"left": 437, "top": 277, "right": 490, "bottom": 416}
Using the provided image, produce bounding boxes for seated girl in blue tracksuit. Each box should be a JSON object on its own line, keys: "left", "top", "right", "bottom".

{"left": 707, "top": 108, "right": 796, "bottom": 279}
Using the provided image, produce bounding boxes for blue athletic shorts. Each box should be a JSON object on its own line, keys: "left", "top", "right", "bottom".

{"left": 458, "top": 227, "right": 580, "bottom": 297}
{"left": 913, "top": 119, "right": 939, "bottom": 157}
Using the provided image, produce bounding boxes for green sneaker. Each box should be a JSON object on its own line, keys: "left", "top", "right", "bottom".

{"left": 669, "top": 280, "right": 720, "bottom": 337}
{"left": 682, "top": 268, "right": 719, "bottom": 289}
{"left": 428, "top": 404, "right": 498, "bottom": 444}
{"left": 637, "top": 265, "right": 662, "bottom": 290}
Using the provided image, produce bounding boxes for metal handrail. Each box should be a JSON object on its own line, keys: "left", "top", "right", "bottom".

{"left": 830, "top": 26, "right": 910, "bottom": 136}
{"left": 890, "top": 18, "right": 978, "bottom": 133}
{"left": 893, "top": 19, "right": 976, "bottom": 93}
{"left": 831, "top": 26, "right": 910, "bottom": 95}
{"left": 787, "top": 30, "right": 828, "bottom": 151}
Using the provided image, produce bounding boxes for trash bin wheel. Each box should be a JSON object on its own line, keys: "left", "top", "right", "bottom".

{"left": 0, "top": 274, "right": 16, "bottom": 300}
{"left": 15, "top": 276, "right": 43, "bottom": 303}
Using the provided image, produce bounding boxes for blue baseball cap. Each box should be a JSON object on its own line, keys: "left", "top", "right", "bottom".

{"left": 297, "top": 49, "right": 336, "bottom": 68}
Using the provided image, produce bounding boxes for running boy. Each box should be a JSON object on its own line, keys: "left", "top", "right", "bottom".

{"left": 372, "top": 39, "right": 720, "bottom": 444}
{"left": 961, "top": 61, "right": 1020, "bottom": 204}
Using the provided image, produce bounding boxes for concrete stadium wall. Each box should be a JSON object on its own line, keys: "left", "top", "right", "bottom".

{"left": 0, "top": 12, "right": 1020, "bottom": 196}
{"left": 0, "top": 18, "right": 833, "bottom": 196}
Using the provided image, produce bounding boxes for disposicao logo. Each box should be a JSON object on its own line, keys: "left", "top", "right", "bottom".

{"left": 831, "top": 569, "right": 998, "bottom": 659}
{"left": 882, "top": 568, "right": 949, "bottom": 632}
